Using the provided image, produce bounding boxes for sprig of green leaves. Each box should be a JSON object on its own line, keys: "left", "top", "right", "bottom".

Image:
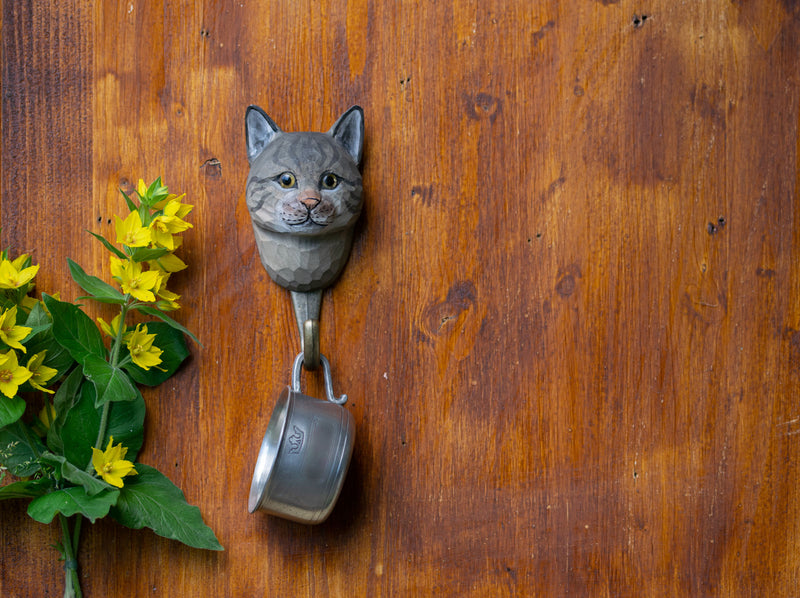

{"left": 0, "top": 178, "right": 220, "bottom": 598}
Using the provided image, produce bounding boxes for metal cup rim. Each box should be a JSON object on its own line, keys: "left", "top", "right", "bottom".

{"left": 247, "top": 386, "right": 293, "bottom": 513}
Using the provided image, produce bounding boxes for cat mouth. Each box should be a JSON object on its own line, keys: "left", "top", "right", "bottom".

{"left": 284, "top": 208, "right": 332, "bottom": 227}
{"left": 251, "top": 212, "right": 330, "bottom": 232}
{"left": 289, "top": 217, "right": 327, "bottom": 227}
{"left": 283, "top": 202, "right": 335, "bottom": 227}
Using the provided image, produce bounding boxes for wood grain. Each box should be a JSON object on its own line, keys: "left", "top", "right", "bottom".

{"left": 1, "top": 0, "right": 799, "bottom": 595}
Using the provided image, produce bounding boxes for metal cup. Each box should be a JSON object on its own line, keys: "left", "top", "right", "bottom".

{"left": 248, "top": 354, "right": 355, "bottom": 524}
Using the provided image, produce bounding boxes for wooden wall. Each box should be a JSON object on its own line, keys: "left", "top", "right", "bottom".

{"left": 2, "top": 1, "right": 799, "bottom": 596}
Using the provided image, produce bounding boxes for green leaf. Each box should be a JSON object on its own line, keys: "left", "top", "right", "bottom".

{"left": 21, "top": 301, "right": 52, "bottom": 339}
{"left": 0, "top": 422, "right": 45, "bottom": 476}
{"left": 88, "top": 230, "right": 128, "bottom": 260}
{"left": 138, "top": 205, "right": 151, "bottom": 228}
{"left": 0, "top": 296, "right": 16, "bottom": 311}
{"left": 58, "top": 382, "right": 98, "bottom": 467}
{"left": 105, "top": 389, "right": 146, "bottom": 461}
{"left": 120, "top": 189, "right": 138, "bottom": 212}
{"left": 123, "top": 322, "right": 189, "bottom": 386}
{"left": 0, "top": 478, "right": 53, "bottom": 501}
{"left": 82, "top": 354, "right": 137, "bottom": 406}
{"left": 67, "top": 258, "right": 126, "bottom": 304}
{"left": 59, "top": 381, "right": 145, "bottom": 468}
{"left": 23, "top": 307, "right": 78, "bottom": 381}
{"left": 47, "top": 366, "right": 85, "bottom": 454}
{"left": 128, "top": 246, "right": 169, "bottom": 262}
{"left": 0, "top": 395, "right": 25, "bottom": 428}
{"left": 77, "top": 295, "right": 128, "bottom": 306}
{"left": 27, "top": 486, "right": 119, "bottom": 524}
{"left": 40, "top": 451, "right": 112, "bottom": 496}
{"left": 135, "top": 305, "right": 200, "bottom": 345}
{"left": 23, "top": 300, "right": 50, "bottom": 326}
{"left": 138, "top": 177, "right": 169, "bottom": 207}
{"left": 110, "top": 464, "right": 223, "bottom": 550}
{"left": 43, "top": 294, "right": 106, "bottom": 365}
{"left": 21, "top": 301, "right": 51, "bottom": 343}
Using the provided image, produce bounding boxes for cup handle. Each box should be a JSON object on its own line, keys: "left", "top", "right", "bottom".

{"left": 291, "top": 352, "right": 348, "bottom": 405}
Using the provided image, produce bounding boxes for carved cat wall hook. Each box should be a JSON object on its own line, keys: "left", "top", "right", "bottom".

{"left": 245, "top": 105, "right": 365, "bottom": 369}
{"left": 246, "top": 108, "right": 363, "bottom": 524}
{"left": 245, "top": 105, "right": 364, "bottom": 293}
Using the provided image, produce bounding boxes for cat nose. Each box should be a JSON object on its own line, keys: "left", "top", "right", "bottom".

{"left": 299, "top": 192, "right": 320, "bottom": 209}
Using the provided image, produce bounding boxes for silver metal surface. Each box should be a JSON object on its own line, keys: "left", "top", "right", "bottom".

{"left": 291, "top": 352, "right": 347, "bottom": 405}
{"left": 248, "top": 357, "right": 355, "bottom": 523}
{"left": 291, "top": 290, "right": 322, "bottom": 370}
{"left": 302, "top": 320, "right": 320, "bottom": 371}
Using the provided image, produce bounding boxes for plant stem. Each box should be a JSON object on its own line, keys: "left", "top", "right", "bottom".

{"left": 108, "top": 301, "right": 131, "bottom": 368}
{"left": 61, "top": 279, "right": 132, "bottom": 596}
{"left": 59, "top": 514, "right": 83, "bottom": 598}
{"left": 92, "top": 403, "right": 111, "bottom": 453}
{"left": 90, "top": 301, "right": 130, "bottom": 455}
{"left": 72, "top": 514, "right": 82, "bottom": 555}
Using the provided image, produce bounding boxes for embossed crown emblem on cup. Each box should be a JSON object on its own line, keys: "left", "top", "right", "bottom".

{"left": 287, "top": 425, "right": 304, "bottom": 454}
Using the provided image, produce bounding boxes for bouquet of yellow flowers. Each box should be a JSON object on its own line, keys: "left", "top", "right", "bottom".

{"left": 0, "top": 178, "right": 221, "bottom": 598}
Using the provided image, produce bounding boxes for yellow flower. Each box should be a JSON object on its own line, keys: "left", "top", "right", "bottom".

{"left": 149, "top": 200, "right": 193, "bottom": 250}
{"left": 0, "top": 258, "right": 39, "bottom": 289}
{"left": 110, "top": 258, "right": 160, "bottom": 302}
{"left": 153, "top": 272, "right": 180, "bottom": 311}
{"left": 0, "top": 306, "right": 32, "bottom": 352}
{"left": 27, "top": 351, "right": 57, "bottom": 393}
{"left": 38, "top": 403, "right": 56, "bottom": 430}
{"left": 153, "top": 192, "right": 192, "bottom": 216}
{"left": 10, "top": 254, "right": 30, "bottom": 269}
{"left": 19, "top": 295, "right": 39, "bottom": 312}
{"left": 91, "top": 436, "right": 137, "bottom": 488}
{"left": 97, "top": 313, "right": 126, "bottom": 339}
{"left": 126, "top": 324, "right": 163, "bottom": 370}
{"left": 0, "top": 350, "right": 33, "bottom": 398}
{"left": 114, "top": 211, "right": 151, "bottom": 248}
{"left": 147, "top": 252, "right": 187, "bottom": 273}
{"left": 109, "top": 256, "right": 124, "bottom": 279}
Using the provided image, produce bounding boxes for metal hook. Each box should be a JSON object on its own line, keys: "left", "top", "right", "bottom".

{"left": 291, "top": 291, "right": 321, "bottom": 370}
{"left": 291, "top": 352, "right": 348, "bottom": 405}
{"left": 302, "top": 320, "right": 320, "bottom": 372}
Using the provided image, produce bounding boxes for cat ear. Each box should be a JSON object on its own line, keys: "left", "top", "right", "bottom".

{"left": 245, "top": 105, "right": 281, "bottom": 163}
{"left": 328, "top": 105, "right": 364, "bottom": 166}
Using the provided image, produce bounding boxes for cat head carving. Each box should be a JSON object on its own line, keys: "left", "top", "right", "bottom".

{"left": 245, "top": 106, "right": 364, "bottom": 236}
{"left": 244, "top": 106, "right": 365, "bottom": 292}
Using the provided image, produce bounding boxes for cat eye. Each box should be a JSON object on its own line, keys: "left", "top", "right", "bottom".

{"left": 320, "top": 173, "right": 339, "bottom": 190}
{"left": 277, "top": 172, "right": 296, "bottom": 188}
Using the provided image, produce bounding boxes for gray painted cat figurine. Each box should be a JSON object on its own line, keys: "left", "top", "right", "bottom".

{"left": 245, "top": 105, "right": 364, "bottom": 292}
